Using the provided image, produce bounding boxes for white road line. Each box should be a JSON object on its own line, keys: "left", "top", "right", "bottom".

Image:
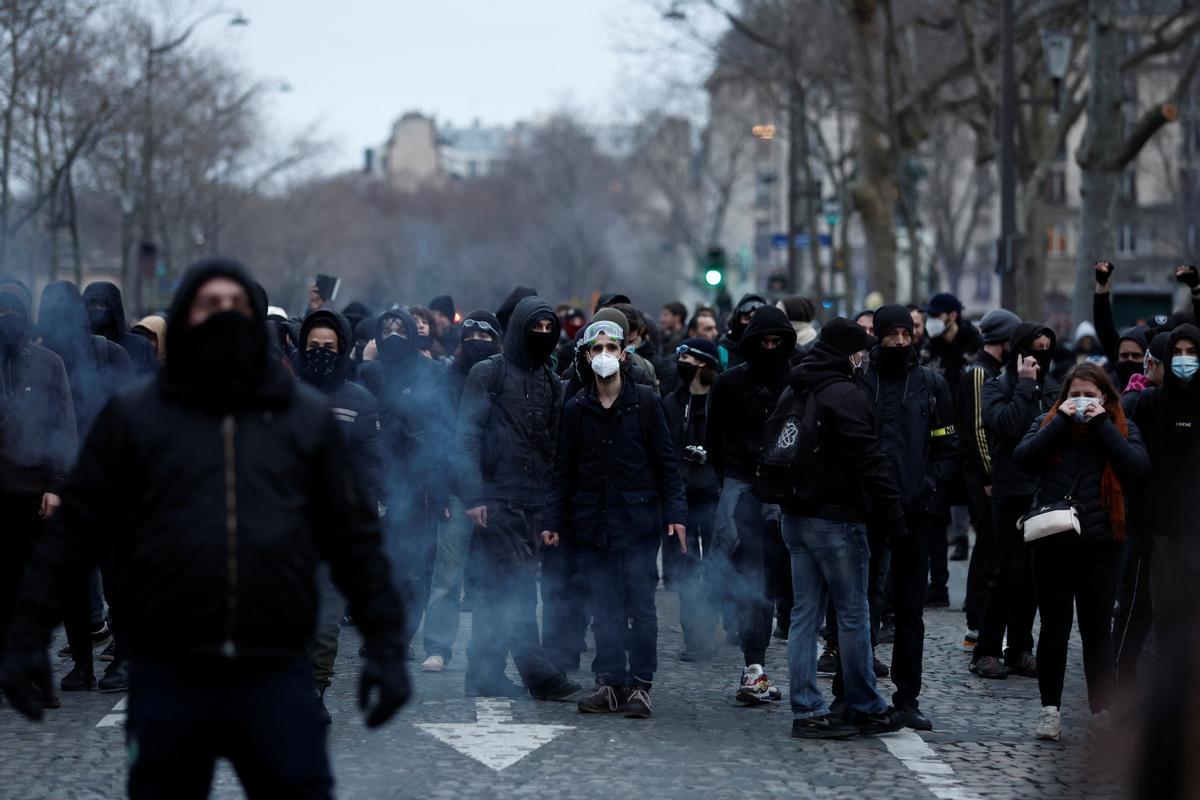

{"left": 96, "top": 695, "right": 127, "bottom": 728}
{"left": 881, "top": 731, "right": 984, "bottom": 800}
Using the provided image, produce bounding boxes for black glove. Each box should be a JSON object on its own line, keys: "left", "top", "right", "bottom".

{"left": 358, "top": 645, "right": 411, "bottom": 728}
{"left": 1177, "top": 264, "right": 1199, "bottom": 289}
{"left": 1094, "top": 261, "right": 1114, "bottom": 285}
{"left": 0, "top": 648, "right": 53, "bottom": 721}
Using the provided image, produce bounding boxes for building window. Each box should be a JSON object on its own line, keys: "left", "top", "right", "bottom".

{"left": 755, "top": 172, "right": 776, "bottom": 210}
{"left": 1046, "top": 222, "right": 1071, "bottom": 256}
{"left": 1120, "top": 170, "right": 1137, "bottom": 204}
{"left": 1043, "top": 169, "right": 1066, "bottom": 205}
{"left": 754, "top": 220, "right": 772, "bottom": 260}
{"left": 1116, "top": 222, "right": 1137, "bottom": 256}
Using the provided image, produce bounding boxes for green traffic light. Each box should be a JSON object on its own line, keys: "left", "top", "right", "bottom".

{"left": 704, "top": 269, "right": 723, "bottom": 286}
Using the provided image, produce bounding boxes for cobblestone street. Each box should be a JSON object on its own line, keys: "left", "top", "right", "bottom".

{"left": 0, "top": 555, "right": 1138, "bottom": 799}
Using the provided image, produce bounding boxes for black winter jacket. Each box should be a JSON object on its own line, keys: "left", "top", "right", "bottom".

{"left": 543, "top": 377, "right": 687, "bottom": 549}
{"left": 856, "top": 353, "right": 960, "bottom": 517}
{"left": 1014, "top": 411, "right": 1149, "bottom": 542}
{"left": 780, "top": 342, "right": 907, "bottom": 538}
{"left": 663, "top": 386, "right": 720, "bottom": 501}
{"left": 9, "top": 259, "right": 405, "bottom": 666}
{"left": 457, "top": 296, "right": 562, "bottom": 508}
{"left": 957, "top": 349, "right": 1004, "bottom": 480}
{"left": 983, "top": 324, "right": 1061, "bottom": 498}
{"left": 706, "top": 308, "right": 797, "bottom": 482}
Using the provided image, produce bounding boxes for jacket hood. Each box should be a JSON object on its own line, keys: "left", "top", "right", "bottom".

{"left": 301, "top": 308, "right": 353, "bottom": 375}
{"left": 0, "top": 274, "right": 32, "bottom": 345}
{"left": 496, "top": 286, "right": 537, "bottom": 332}
{"left": 341, "top": 300, "right": 373, "bottom": 329}
{"left": 374, "top": 307, "right": 420, "bottom": 360}
{"left": 504, "top": 295, "right": 560, "bottom": 368}
{"left": 792, "top": 341, "right": 855, "bottom": 393}
{"left": 1008, "top": 322, "right": 1057, "bottom": 370}
{"left": 739, "top": 305, "right": 797, "bottom": 361}
{"left": 1164, "top": 323, "right": 1200, "bottom": 397}
{"left": 1074, "top": 320, "right": 1099, "bottom": 348}
{"left": 37, "top": 281, "right": 91, "bottom": 355}
{"left": 82, "top": 281, "right": 130, "bottom": 340}
{"left": 132, "top": 315, "right": 168, "bottom": 362}
{"left": 1118, "top": 325, "right": 1149, "bottom": 353}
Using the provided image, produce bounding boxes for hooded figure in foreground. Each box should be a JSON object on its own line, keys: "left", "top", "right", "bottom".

{"left": 0, "top": 257, "right": 409, "bottom": 800}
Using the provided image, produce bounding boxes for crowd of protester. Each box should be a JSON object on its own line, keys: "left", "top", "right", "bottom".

{"left": 0, "top": 257, "right": 1198, "bottom": 795}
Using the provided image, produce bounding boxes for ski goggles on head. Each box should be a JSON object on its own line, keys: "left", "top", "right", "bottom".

{"left": 737, "top": 300, "right": 766, "bottom": 315}
{"left": 579, "top": 320, "right": 624, "bottom": 348}
{"left": 675, "top": 343, "right": 718, "bottom": 366}
{"left": 461, "top": 318, "right": 500, "bottom": 338}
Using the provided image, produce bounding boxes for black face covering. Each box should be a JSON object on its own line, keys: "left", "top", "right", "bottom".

{"left": 1029, "top": 349, "right": 1053, "bottom": 379}
{"left": 677, "top": 361, "right": 699, "bottom": 386}
{"left": 87, "top": 307, "right": 112, "bottom": 332}
{"left": 748, "top": 346, "right": 789, "bottom": 379}
{"left": 300, "top": 346, "right": 340, "bottom": 384}
{"left": 525, "top": 330, "right": 558, "bottom": 363}
{"left": 1114, "top": 360, "right": 1142, "bottom": 388}
{"left": 185, "top": 311, "right": 263, "bottom": 409}
{"left": 875, "top": 344, "right": 913, "bottom": 377}
{"left": 460, "top": 340, "right": 497, "bottom": 372}
{"left": 379, "top": 334, "right": 410, "bottom": 364}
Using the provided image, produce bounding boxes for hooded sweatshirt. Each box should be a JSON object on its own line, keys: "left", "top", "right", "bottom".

{"left": 0, "top": 276, "right": 76, "bottom": 494}
{"left": 132, "top": 315, "right": 168, "bottom": 363}
{"left": 705, "top": 306, "right": 796, "bottom": 481}
{"left": 718, "top": 293, "right": 767, "bottom": 369}
{"left": 456, "top": 295, "right": 563, "bottom": 508}
{"left": 81, "top": 281, "right": 157, "bottom": 375}
{"left": 1131, "top": 323, "right": 1200, "bottom": 539}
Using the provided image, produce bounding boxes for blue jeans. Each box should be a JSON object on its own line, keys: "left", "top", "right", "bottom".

{"left": 782, "top": 515, "right": 885, "bottom": 719}
{"left": 423, "top": 496, "right": 473, "bottom": 660}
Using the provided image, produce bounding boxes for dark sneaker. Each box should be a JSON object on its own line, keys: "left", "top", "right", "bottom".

{"left": 852, "top": 707, "right": 904, "bottom": 737}
{"left": 465, "top": 676, "right": 526, "bottom": 698}
{"left": 873, "top": 656, "right": 890, "bottom": 678}
{"left": 60, "top": 665, "right": 96, "bottom": 692}
{"left": 817, "top": 643, "right": 839, "bottom": 676}
{"left": 1007, "top": 651, "right": 1038, "bottom": 679}
{"left": 878, "top": 621, "right": 895, "bottom": 644}
{"left": 578, "top": 684, "right": 624, "bottom": 714}
{"left": 791, "top": 713, "right": 860, "bottom": 740}
{"left": 924, "top": 587, "right": 950, "bottom": 608}
{"left": 529, "top": 674, "right": 581, "bottom": 702}
{"left": 895, "top": 705, "right": 933, "bottom": 731}
{"left": 621, "top": 686, "right": 653, "bottom": 719}
{"left": 969, "top": 655, "right": 1010, "bottom": 679}
{"left": 98, "top": 660, "right": 130, "bottom": 692}
{"left": 949, "top": 541, "right": 970, "bottom": 561}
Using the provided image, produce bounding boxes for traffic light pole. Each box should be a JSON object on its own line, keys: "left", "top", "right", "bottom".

{"left": 998, "top": 0, "right": 1018, "bottom": 311}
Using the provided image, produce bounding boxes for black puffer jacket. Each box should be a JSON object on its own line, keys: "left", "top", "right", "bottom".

{"left": 543, "top": 377, "right": 687, "bottom": 550}
{"left": 983, "top": 324, "right": 1061, "bottom": 497}
{"left": 10, "top": 258, "right": 405, "bottom": 665}
{"left": 297, "top": 309, "right": 385, "bottom": 509}
{"left": 706, "top": 307, "right": 797, "bottom": 482}
{"left": 81, "top": 281, "right": 157, "bottom": 375}
{"left": 0, "top": 276, "right": 77, "bottom": 494}
{"left": 1014, "top": 410, "right": 1148, "bottom": 541}
{"left": 457, "top": 296, "right": 562, "bottom": 508}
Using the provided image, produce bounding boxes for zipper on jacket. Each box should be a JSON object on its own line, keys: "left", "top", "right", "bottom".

{"left": 221, "top": 414, "right": 239, "bottom": 659}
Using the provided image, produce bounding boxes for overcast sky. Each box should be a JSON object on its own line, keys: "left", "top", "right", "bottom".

{"left": 189, "top": 0, "right": 680, "bottom": 171}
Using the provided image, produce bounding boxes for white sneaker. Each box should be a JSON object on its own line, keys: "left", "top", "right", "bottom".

{"left": 421, "top": 654, "right": 445, "bottom": 673}
{"left": 736, "top": 665, "right": 773, "bottom": 705}
{"left": 1034, "top": 706, "right": 1061, "bottom": 741}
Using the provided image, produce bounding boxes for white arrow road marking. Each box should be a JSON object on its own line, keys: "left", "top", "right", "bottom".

{"left": 96, "top": 695, "right": 127, "bottom": 728}
{"left": 416, "top": 698, "right": 574, "bottom": 771}
{"left": 881, "top": 731, "right": 984, "bottom": 800}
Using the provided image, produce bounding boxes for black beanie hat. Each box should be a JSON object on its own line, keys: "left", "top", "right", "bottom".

{"left": 872, "top": 304, "right": 914, "bottom": 339}
{"left": 429, "top": 295, "right": 455, "bottom": 319}
{"left": 677, "top": 336, "right": 721, "bottom": 369}
{"left": 820, "top": 317, "right": 876, "bottom": 357}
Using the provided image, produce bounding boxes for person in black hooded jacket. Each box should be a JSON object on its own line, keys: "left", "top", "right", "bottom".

{"left": 296, "top": 308, "right": 385, "bottom": 717}
{"left": 455, "top": 295, "right": 579, "bottom": 701}
{"left": 717, "top": 293, "right": 767, "bottom": 370}
{"left": 0, "top": 257, "right": 409, "bottom": 798}
{"left": 358, "top": 307, "right": 450, "bottom": 657}
{"left": 971, "top": 322, "right": 1060, "bottom": 680}
{"left": 706, "top": 305, "right": 796, "bottom": 704}
{"left": 81, "top": 281, "right": 157, "bottom": 375}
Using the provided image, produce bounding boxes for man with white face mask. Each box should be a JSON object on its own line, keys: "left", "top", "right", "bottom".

{"left": 542, "top": 321, "right": 687, "bottom": 719}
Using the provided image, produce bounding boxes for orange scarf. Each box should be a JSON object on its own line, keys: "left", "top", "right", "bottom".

{"left": 1039, "top": 402, "right": 1128, "bottom": 541}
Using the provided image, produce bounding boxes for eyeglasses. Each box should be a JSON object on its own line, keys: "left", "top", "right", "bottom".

{"left": 462, "top": 318, "right": 500, "bottom": 338}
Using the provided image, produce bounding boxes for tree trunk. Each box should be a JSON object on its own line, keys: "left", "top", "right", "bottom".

{"left": 1073, "top": 0, "right": 1122, "bottom": 326}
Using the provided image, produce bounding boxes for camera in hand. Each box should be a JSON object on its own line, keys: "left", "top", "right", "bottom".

{"left": 683, "top": 445, "right": 708, "bottom": 465}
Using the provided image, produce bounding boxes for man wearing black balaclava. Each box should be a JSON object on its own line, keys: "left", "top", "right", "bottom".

{"left": 456, "top": 295, "right": 580, "bottom": 701}
{"left": 850, "top": 304, "right": 958, "bottom": 732}
{"left": 296, "top": 308, "right": 385, "bottom": 722}
{"left": 0, "top": 258, "right": 409, "bottom": 798}
{"left": 718, "top": 294, "right": 767, "bottom": 370}
{"left": 972, "top": 322, "right": 1060, "bottom": 681}
{"left": 81, "top": 281, "right": 157, "bottom": 375}
{"left": 419, "top": 309, "right": 503, "bottom": 675}
{"left": 358, "top": 307, "right": 451, "bottom": 658}
{"left": 706, "top": 305, "right": 795, "bottom": 705}
{"left": 0, "top": 276, "right": 76, "bottom": 714}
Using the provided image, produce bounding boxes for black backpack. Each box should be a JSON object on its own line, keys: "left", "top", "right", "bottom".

{"left": 753, "top": 384, "right": 828, "bottom": 504}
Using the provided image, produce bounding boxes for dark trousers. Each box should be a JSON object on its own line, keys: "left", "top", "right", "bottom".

{"left": 963, "top": 473, "right": 997, "bottom": 631}
{"left": 717, "top": 479, "right": 773, "bottom": 666}
{"left": 672, "top": 497, "right": 719, "bottom": 654}
{"left": 383, "top": 499, "right": 437, "bottom": 648}
{"left": 541, "top": 536, "right": 589, "bottom": 673}
{"left": 65, "top": 561, "right": 129, "bottom": 674}
{"left": 928, "top": 521, "right": 949, "bottom": 593}
{"left": 974, "top": 495, "right": 1037, "bottom": 661}
{"left": 584, "top": 538, "right": 658, "bottom": 687}
{"left": 765, "top": 516, "right": 793, "bottom": 637}
{"left": 466, "top": 502, "right": 559, "bottom": 688}
{"left": 1113, "top": 543, "right": 1153, "bottom": 687}
{"left": 1031, "top": 536, "right": 1119, "bottom": 712}
{"left": 126, "top": 660, "right": 332, "bottom": 800}
{"left": 887, "top": 513, "right": 934, "bottom": 709}
{"left": 0, "top": 493, "right": 42, "bottom": 656}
